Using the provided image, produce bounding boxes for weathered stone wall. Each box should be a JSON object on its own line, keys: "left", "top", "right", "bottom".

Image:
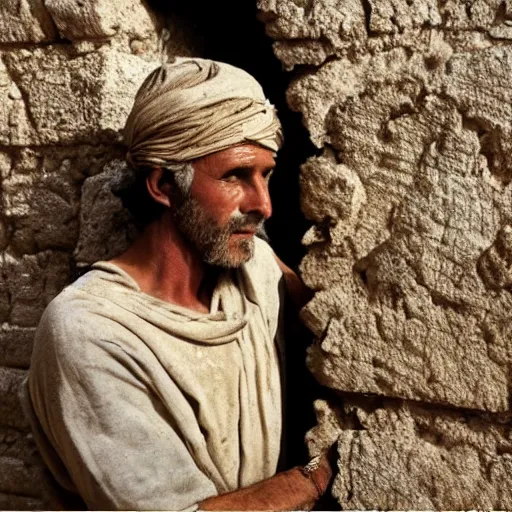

{"left": 0, "top": 1, "right": 185, "bottom": 507}
{"left": 258, "top": 0, "right": 512, "bottom": 508}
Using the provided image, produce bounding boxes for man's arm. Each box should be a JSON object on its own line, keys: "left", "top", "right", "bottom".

{"left": 273, "top": 253, "right": 314, "bottom": 310}
{"left": 200, "top": 454, "right": 332, "bottom": 511}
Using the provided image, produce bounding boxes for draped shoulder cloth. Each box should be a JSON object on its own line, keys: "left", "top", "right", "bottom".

{"left": 124, "top": 58, "right": 283, "bottom": 167}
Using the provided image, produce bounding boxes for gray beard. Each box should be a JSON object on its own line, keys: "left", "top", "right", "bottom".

{"left": 172, "top": 196, "right": 266, "bottom": 268}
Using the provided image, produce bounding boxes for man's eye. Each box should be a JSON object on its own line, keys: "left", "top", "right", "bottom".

{"left": 222, "top": 173, "right": 241, "bottom": 182}
{"left": 221, "top": 170, "right": 244, "bottom": 182}
{"left": 264, "top": 170, "right": 274, "bottom": 182}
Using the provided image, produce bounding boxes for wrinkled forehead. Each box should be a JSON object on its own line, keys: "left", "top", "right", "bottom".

{"left": 191, "top": 144, "right": 276, "bottom": 176}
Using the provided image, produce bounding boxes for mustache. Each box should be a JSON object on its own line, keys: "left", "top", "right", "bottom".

{"left": 227, "top": 212, "right": 265, "bottom": 233}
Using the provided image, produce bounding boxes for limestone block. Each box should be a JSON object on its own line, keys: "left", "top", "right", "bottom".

{"left": 367, "top": 0, "right": 442, "bottom": 34}
{"left": 0, "top": 326, "right": 35, "bottom": 369}
{"left": 45, "top": 0, "right": 161, "bottom": 43}
{"left": 1, "top": 251, "right": 71, "bottom": 328}
{"left": 0, "top": 367, "right": 27, "bottom": 429}
{"left": 308, "top": 399, "right": 512, "bottom": 509}
{"left": 75, "top": 161, "right": 138, "bottom": 264}
{"left": 440, "top": 0, "right": 511, "bottom": 32}
{"left": 0, "top": 47, "right": 159, "bottom": 146}
{"left": 0, "top": 0, "right": 58, "bottom": 43}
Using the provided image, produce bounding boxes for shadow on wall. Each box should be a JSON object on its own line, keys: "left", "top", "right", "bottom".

{"left": 147, "top": 0, "right": 316, "bottom": 269}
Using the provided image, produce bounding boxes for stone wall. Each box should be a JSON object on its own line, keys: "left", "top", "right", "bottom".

{"left": 258, "top": 0, "right": 512, "bottom": 508}
{"left": 0, "top": 1, "right": 181, "bottom": 507}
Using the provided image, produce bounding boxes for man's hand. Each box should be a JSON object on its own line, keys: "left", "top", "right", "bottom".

{"left": 199, "top": 451, "right": 334, "bottom": 511}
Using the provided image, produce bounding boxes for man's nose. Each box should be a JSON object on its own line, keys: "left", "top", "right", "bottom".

{"left": 242, "top": 177, "right": 272, "bottom": 219}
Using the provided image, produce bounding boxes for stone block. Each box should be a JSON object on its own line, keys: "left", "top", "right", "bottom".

{"left": 266, "top": 31, "right": 512, "bottom": 412}
{"left": 366, "top": 0, "right": 442, "bottom": 34}
{"left": 75, "top": 160, "right": 138, "bottom": 264}
{"left": 0, "top": 46, "right": 159, "bottom": 146}
{"left": 1, "top": 146, "right": 123, "bottom": 255}
{"left": 0, "top": 0, "right": 58, "bottom": 43}
{"left": 1, "top": 251, "right": 71, "bottom": 328}
{"left": 308, "top": 399, "right": 512, "bottom": 509}
{"left": 45, "top": 0, "right": 161, "bottom": 43}
{"left": 0, "top": 367, "right": 27, "bottom": 429}
{"left": 0, "top": 326, "right": 35, "bottom": 369}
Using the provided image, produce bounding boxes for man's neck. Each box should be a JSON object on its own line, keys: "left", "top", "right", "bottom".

{"left": 110, "top": 213, "right": 213, "bottom": 313}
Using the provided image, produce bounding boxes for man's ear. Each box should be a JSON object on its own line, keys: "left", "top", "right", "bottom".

{"left": 146, "top": 167, "right": 172, "bottom": 208}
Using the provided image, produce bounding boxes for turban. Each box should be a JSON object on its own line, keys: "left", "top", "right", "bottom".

{"left": 124, "top": 58, "right": 283, "bottom": 168}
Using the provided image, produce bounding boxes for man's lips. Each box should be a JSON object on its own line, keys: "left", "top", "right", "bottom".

{"left": 232, "top": 226, "right": 259, "bottom": 235}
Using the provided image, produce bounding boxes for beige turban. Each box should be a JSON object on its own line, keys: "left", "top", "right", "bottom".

{"left": 124, "top": 58, "right": 283, "bottom": 168}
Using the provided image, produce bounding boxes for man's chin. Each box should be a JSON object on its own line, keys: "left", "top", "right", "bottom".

{"left": 205, "top": 237, "right": 255, "bottom": 269}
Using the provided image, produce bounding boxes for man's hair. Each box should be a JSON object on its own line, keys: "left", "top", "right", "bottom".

{"left": 112, "top": 163, "right": 194, "bottom": 226}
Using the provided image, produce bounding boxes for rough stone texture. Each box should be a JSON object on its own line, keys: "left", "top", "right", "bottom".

{"left": 309, "top": 398, "right": 512, "bottom": 509}
{"left": 258, "top": 0, "right": 512, "bottom": 508}
{"left": 0, "top": 367, "right": 28, "bottom": 430}
{"left": 0, "top": 327, "right": 35, "bottom": 369}
{"left": 0, "top": 1, "right": 58, "bottom": 43}
{"left": 0, "top": 47, "right": 159, "bottom": 146}
{"left": 75, "top": 160, "right": 138, "bottom": 265}
{"left": 45, "top": 0, "right": 161, "bottom": 42}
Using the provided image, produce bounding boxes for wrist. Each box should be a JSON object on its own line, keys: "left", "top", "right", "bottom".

{"left": 300, "top": 455, "right": 327, "bottom": 499}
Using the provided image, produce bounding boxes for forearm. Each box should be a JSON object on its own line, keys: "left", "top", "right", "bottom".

{"left": 274, "top": 254, "right": 313, "bottom": 310}
{"left": 199, "top": 466, "right": 319, "bottom": 511}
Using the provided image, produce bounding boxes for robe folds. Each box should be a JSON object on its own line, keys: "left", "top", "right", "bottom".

{"left": 25, "top": 237, "right": 284, "bottom": 511}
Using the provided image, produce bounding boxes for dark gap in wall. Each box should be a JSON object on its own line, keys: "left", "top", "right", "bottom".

{"left": 147, "top": 0, "right": 321, "bottom": 470}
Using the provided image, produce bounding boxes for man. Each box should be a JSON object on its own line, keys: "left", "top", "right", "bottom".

{"left": 24, "top": 58, "right": 332, "bottom": 510}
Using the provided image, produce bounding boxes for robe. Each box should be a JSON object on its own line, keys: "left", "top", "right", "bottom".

{"left": 24, "top": 237, "right": 284, "bottom": 510}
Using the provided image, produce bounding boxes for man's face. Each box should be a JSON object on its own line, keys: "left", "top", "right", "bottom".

{"left": 171, "top": 144, "right": 275, "bottom": 268}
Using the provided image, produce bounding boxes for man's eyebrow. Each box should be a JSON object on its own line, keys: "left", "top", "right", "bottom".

{"left": 222, "top": 165, "right": 275, "bottom": 173}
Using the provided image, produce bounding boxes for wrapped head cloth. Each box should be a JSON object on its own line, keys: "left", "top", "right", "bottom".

{"left": 124, "top": 58, "right": 283, "bottom": 168}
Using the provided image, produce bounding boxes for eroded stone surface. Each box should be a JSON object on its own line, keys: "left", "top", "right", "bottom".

{"left": 0, "top": 326, "right": 34, "bottom": 369}
{"left": 260, "top": 0, "right": 512, "bottom": 413}
{"left": 1, "top": 251, "right": 71, "bottom": 327}
{"left": 0, "top": 47, "right": 159, "bottom": 146}
{"left": 308, "top": 398, "right": 512, "bottom": 509}
{"left": 0, "top": 146, "right": 122, "bottom": 255}
{"left": 45, "top": 0, "right": 161, "bottom": 43}
{"left": 0, "top": 367, "right": 27, "bottom": 430}
{"left": 0, "top": 0, "right": 58, "bottom": 43}
{"left": 0, "top": 456, "right": 42, "bottom": 497}
{"left": 75, "top": 160, "right": 138, "bottom": 264}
